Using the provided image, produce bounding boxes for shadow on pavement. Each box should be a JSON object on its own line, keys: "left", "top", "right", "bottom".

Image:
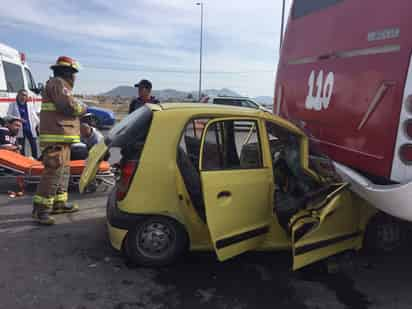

{"left": 1, "top": 192, "right": 412, "bottom": 309}
{"left": 151, "top": 251, "right": 307, "bottom": 309}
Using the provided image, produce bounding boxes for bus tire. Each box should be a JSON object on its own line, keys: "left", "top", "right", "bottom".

{"left": 363, "top": 214, "right": 404, "bottom": 254}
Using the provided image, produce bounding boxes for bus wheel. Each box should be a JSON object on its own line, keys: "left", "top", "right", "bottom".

{"left": 364, "top": 214, "right": 404, "bottom": 254}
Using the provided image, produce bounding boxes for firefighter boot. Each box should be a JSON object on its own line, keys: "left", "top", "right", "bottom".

{"left": 32, "top": 203, "right": 55, "bottom": 226}
{"left": 51, "top": 201, "right": 79, "bottom": 214}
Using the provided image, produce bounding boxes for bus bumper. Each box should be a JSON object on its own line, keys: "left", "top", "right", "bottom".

{"left": 334, "top": 162, "right": 412, "bottom": 222}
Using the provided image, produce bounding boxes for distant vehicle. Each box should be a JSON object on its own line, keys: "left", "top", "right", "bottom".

{"left": 80, "top": 103, "right": 389, "bottom": 270}
{"left": 275, "top": 0, "right": 412, "bottom": 221}
{"left": 86, "top": 106, "right": 115, "bottom": 128}
{"left": 212, "top": 96, "right": 271, "bottom": 112}
{"left": 0, "top": 42, "right": 42, "bottom": 115}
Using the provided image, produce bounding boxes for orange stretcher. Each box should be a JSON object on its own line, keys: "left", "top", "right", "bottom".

{"left": 0, "top": 149, "right": 114, "bottom": 192}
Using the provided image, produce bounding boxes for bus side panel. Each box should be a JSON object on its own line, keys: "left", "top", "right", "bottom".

{"left": 276, "top": 0, "right": 412, "bottom": 179}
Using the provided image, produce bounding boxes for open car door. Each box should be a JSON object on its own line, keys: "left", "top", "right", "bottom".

{"left": 290, "top": 183, "right": 361, "bottom": 270}
{"left": 199, "top": 118, "right": 273, "bottom": 261}
{"left": 80, "top": 105, "right": 154, "bottom": 193}
{"left": 79, "top": 142, "right": 108, "bottom": 193}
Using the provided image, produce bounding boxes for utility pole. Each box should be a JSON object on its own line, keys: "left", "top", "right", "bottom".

{"left": 196, "top": 2, "right": 204, "bottom": 101}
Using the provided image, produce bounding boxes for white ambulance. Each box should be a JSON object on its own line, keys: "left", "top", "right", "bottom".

{"left": 0, "top": 42, "right": 42, "bottom": 116}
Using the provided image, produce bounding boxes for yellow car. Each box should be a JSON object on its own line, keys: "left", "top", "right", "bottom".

{"left": 80, "top": 103, "right": 381, "bottom": 271}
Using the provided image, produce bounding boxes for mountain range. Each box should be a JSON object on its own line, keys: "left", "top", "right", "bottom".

{"left": 102, "top": 86, "right": 273, "bottom": 106}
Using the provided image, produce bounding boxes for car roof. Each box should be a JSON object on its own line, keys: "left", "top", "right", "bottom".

{"left": 214, "top": 96, "right": 250, "bottom": 99}
{"left": 87, "top": 106, "right": 112, "bottom": 113}
{"left": 158, "top": 102, "right": 260, "bottom": 114}
{"left": 148, "top": 103, "right": 304, "bottom": 135}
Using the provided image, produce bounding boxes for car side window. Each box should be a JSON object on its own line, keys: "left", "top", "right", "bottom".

{"left": 241, "top": 100, "right": 257, "bottom": 108}
{"left": 179, "top": 118, "right": 210, "bottom": 169}
{"left": 201, "top": 120, "right": 263, "bottom": 171}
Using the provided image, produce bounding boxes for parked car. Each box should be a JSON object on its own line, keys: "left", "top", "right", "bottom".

{"left": 80, "top": 103, "right": 387, "bottom": 271}
{"left": 86, "top": 106, "right": 115, "bottom": 128}
{"left": 212, "top": 96, "right": 271, "bottom": 112}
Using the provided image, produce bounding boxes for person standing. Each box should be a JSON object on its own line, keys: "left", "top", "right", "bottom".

{"left": 128, "top": 79, "right": 160, "bottom": 114}
{"left": 7, "top": 89, "right": 40, "bottom": 158}
{"left": 32, "top": 56, "right": 87, "bottom": 225}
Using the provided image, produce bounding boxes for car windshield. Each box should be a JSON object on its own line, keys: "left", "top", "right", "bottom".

{"left": 105, "top": 105, "right": 153, "bottom": 148}
{"left": 265, "top": 120, "right": 341, "bottom": 182}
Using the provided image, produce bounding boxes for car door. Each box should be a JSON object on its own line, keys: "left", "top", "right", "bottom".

{"left": 79, "top": 142, "right": 109, "bottom": 193}
{"left": 290, "top": 183, "right": 361, "bottom": 270}
{"left": 199, "top": 117, "right": 273, "bottom": 261}
{"left": 80, "top": 105, "right": 154, "bottom": 192}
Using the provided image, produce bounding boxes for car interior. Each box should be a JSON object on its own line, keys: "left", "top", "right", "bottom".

{"left": 176, "top": 118, "right": 343, "bottom": 231}
{"left": 266, "top": 123, "right": 344, "bottom": 231}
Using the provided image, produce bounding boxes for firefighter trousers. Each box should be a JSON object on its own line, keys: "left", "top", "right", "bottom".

{"left": 33, "top": 144, "right": 71, "bottom": 212}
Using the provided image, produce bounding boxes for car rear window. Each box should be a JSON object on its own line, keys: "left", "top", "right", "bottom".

{"left": 293, "top": 0, "right": 343, "bottom": 19}
{"left": 213, "top": 98, "right": 242, "bottom": 106}
{"left": 3, "top": 61, "right": 24, "bottom": 92}
{"left": 106, "top": 105, "right": 153, "bottom": 148}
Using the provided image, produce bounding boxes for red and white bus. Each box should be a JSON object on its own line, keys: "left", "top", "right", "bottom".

{"left": 0, "top": 42, "right": 42, "bottom": 116}
{"left": 275, "top": 0, "right": 412, "bottom": 221}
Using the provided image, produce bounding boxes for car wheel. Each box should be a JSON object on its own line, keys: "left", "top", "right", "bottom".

{"left": 125, "top": 216, "right": 189, "bottom": 267}
{"left": 363, "top": 214, "right": 404, "bottom": 254}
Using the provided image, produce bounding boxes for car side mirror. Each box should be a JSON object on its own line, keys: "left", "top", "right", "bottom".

{"left": 33, "top": 82, "right": 44, "bottom": 95}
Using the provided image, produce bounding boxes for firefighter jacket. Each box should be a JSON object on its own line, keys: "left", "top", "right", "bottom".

{"left": 39, "top": 77, "right": 87, "bottom": 145}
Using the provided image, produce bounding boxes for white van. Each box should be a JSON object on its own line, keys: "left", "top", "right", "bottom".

{"left": 0, "top": 42, "right": 42, "bottom": 116}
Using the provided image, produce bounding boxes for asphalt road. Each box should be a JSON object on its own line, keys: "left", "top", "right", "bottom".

{"left": 1, "top": 130, "right": 412, "bottom": 308}
{"left": 0, "top": 187, "right": 412, "bottom": 309}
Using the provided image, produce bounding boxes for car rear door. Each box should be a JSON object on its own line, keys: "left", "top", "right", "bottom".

{"left": 199, "top": 117, "right": 273, "bottom": 261}
{"left": 79, "top": 105, "right": 154, "bottom": 192}
{"left": 290, "top": 183, "right": 361, "bottom": 270}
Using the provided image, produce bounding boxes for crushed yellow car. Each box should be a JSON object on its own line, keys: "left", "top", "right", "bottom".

{"left": 81, "top": 103, "right": 380, "bottom": 270}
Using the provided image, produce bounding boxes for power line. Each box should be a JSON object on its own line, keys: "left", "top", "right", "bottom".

{"left": 30, "top": 60, "right": 275, "bottom": 75}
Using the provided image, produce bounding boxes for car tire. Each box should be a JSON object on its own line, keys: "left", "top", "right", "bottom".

{"left": 363, "top": 213, "right": 404, "bottom": 254}
{"left": 125, "top": 216, "right": 189, "bottom": 267}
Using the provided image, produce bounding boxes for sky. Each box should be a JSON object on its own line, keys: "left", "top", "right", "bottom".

{"left": 0, "top": 0, "right": 292, "bottom": 97}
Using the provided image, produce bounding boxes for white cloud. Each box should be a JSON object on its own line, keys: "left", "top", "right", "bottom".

{"left": 0, "top": 0, "right": 293, "bottom": 96}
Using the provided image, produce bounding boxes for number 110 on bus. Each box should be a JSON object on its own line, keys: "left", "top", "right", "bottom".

{"left": 305, "top": 70, "right": 335, "bottom": 111}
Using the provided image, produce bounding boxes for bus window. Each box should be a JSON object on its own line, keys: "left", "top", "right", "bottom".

{"left": 293, "top": 0, "right": 343, "bottom": 19}
{"left": 3, "top": 61, "right": 24, "bottom": 92}
{"left": 24, "top": 68, "right": 36, "bottom": 92}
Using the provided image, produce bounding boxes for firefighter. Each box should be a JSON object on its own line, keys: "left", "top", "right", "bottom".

{"left": 32, "top": 56, "right": 87, "bottom": 225}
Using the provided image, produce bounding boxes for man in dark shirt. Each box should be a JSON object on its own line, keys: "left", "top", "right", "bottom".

{"left": 0, "top": 117, "right": 23, "bottom": 152}
{"left": 128, "top": 79, "right": 160, "bottom": 114}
